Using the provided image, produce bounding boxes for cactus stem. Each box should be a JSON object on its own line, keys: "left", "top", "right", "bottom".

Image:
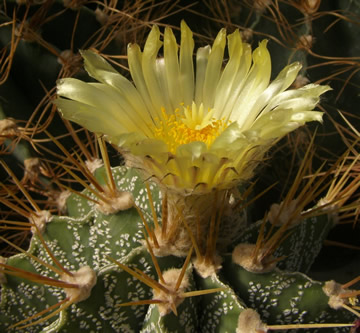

{"left": 0, "top": 235, "right": 66, "bottom": 276}
{"left": 108, "top": 247, "right": 202, "bottom": 316}
{"left": 32, "top": 224, "right": 73, "bottom": 276}
{"left": 9, "top": 296, "right": 71, "bottom": 330}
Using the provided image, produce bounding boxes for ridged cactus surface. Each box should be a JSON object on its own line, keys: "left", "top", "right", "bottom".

{"left": 0, "top": 165, "right": 357, "bottom": 332}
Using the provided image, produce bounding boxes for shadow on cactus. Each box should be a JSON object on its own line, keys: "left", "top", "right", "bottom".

{"left": 1, "top": 21, "right": 359, "bottom": 332}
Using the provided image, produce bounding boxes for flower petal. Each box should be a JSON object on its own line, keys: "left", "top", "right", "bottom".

{"left": 179, "top": 20, "right": 195, "bottom": 107}
{"left": 202, "top": 28, "right": 227, "bottom": 110}
{"left": 241, "top": 62, "right": 302, "bottom": 129}
{"left": 195, "top": 46, "right": 211, "bottom": 105}
{"left": 164, "top": 26, "right": 182, "bottom": 110}
{"left": 80, "top": 50, "right": 154, "bottom": 131}
{"left": 230, "top": 40, "right": 271, "bottom": 126}
{"left": 218, "top": 43, "right": 252, "bottom": 121}
{"left": 213, "top": 29, "right": 243, "bottom": 117}
{"left": 142, "top": 25, "right": 171, "bottom": 115}
{"left": 250, "top": 108, "right": 324, "bottom": 140}
{"left": 261, "top": 84, "right": 332, "bottom": 115}
{"left": 127, "top": 43, "right": 156, "bottom": 116}
{"left": 55, "top": 98, "right": 125, "bottom": 136}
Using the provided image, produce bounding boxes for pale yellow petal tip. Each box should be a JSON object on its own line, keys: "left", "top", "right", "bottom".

{"left": 56, "top": 78, "right": 72, "bottom": 96}
{"left": 80, "top": 49, "right": 102, "bottom": 67}
{"left": 228, "top": 28, "right": 241, "bottom": 42}
{"left": 322, "top": 84, "right": 333, "bottom": 93}
{"left": 164, "top": 26, "right": 177, "bottom": 46}
{"left": 259, "top": 39, "right": 269, "bottom": 48}
{"left": 253, "top": 39, "right": 270, "bottom": 63}
{"left": 145, "top": 24, "right": 162, "bottom": 50}
{"left": 213, "top": 28, "right": 227, "bottom": 49}
{"left": 180, "top": 20, "right": 192, "bottom": 35}
{"left": 290, "top": 61, "right": 302, "bottom": 71}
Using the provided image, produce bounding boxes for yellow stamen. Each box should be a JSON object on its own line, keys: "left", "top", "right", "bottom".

{"left": 153, "top": 104, "right": 229, "bottom": 154}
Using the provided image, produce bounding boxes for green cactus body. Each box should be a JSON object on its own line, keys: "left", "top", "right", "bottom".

{"left": 0, "top": 165, "right": 357, "bottom": 332}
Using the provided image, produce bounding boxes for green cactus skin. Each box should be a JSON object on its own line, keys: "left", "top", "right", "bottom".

{"left": 0, "top": 165, "right": 356, "bottom": 332}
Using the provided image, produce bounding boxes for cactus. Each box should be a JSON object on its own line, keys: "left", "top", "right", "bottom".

{"left": 1, "top": 1, "right": 360, "bottom": 332}
{"left": 0, "top": 157, "right": 358, "bottom": 332}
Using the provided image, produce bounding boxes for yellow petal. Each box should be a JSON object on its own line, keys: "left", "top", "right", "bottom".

{"left": 180, "top": 20, "right": 195, "bottom": 107}
{"left": 202, "top": 28, "right": 227, "bottom": 110}
{"left": 164, "top": 26, "right": 181, "bottom": 110}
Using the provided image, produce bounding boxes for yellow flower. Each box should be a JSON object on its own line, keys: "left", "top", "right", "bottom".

{"left": 56, "top": 21, "right": 330, "bottom": 258}
{"left": 56, "top": 21, "right": 329, "bottom": 195}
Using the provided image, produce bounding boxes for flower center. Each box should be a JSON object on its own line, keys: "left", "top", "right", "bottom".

{"left": 153, "top": 102, "right": 229, "bottom": 154}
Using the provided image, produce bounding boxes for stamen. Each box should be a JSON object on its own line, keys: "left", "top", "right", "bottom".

{"left": 152, "top": 104, "right": 229, "bottom": 154}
